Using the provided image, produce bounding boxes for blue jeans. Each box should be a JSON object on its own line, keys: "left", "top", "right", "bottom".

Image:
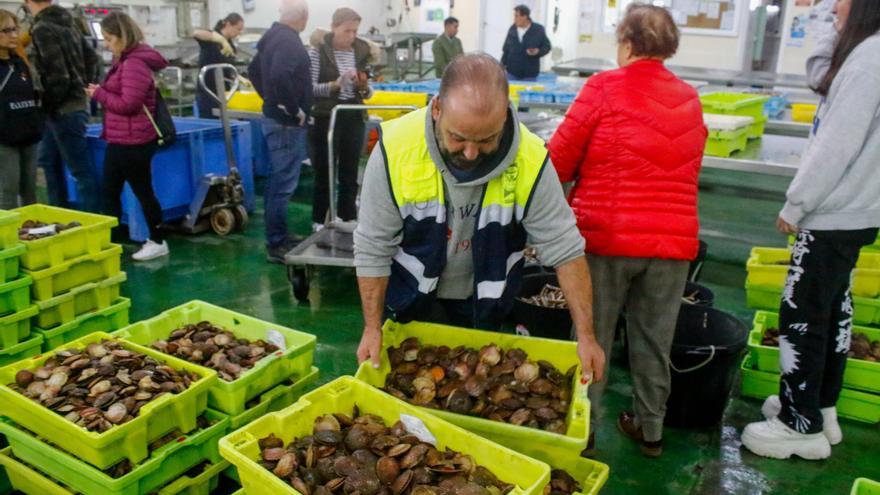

{"left": 263, "top": 119, "right": 308, "bottom": 247}
{"left": 38, "top": 110, "right": 100, "bottom": 212}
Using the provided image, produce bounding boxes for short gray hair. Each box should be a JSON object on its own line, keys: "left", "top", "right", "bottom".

{"left": 279, "top": 0, "right": 307, "bottom": 23}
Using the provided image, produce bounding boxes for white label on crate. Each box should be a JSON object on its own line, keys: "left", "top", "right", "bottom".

{"left": 400, "top": 414, "right": 437, "bottom": 446}
{"left": 267, "top": 329, "right": 287, "bottom": 350}
{"left": 26, "top": 225, "right": 57, "bottom": 235}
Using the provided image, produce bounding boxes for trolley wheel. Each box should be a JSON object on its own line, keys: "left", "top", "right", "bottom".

{"left": 288, "top": 266, "right": 309, "bottom": 302}
{"left": 233, "top": 205, "right": 249, "bottom": 232}
{"left": 210, "top": 207, "right": 236, "bottom": 236}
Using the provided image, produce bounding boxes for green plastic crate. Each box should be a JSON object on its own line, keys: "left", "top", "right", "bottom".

{"left": 0, "top": 447, "right": 73, "bottom": 495}
{"left": 0, "top": 334, "right": 42, "bottom": 367}
{"left": 745, "top": 282, "right": 880, "bottom": 325}
{"left": 219, "top": 376, "right": 551, "bottom": 495}
{"left": 34, "top": 272, "right": 126, "bottom": 329}
{"left": 112, "top": 300, "right": 317, "bottom": 416}
{"left": 700, "top": 92, "right": 769, "bottom": 119}
{"left": 34, "top": 297, "right": 131, "bottom": 351}
{"left": 0, "top": 275, "right": 31, "bottom": 317}
{"left": 0, "top": 305, "right": 36, "bottom": 350}
{"left": 0, "top": 244, "right": 25, "bottom": 284}
{"left": 740, "top": 355, "right": 880, "bottom": 423}
{"left": 749, "top": 311, "right": 880, "bottom": 394}
{"left": 0, "top": 331, "right": 218, "bottom": 470}
{"left": 852, "top": 478, "right": 880, "bottom": 495}
{"left": 705, "top": 127, "right": 749, "bottom": 157}
{"left": 14, "top": 204, "right": 117, "bottom": 271}
{"left": 0, "top": 210, "right": 20, "bottom": 250}
{"left": 747, "top": 247, "right": 880, "bottom": 298}
{"left": 355, "top": 320, "right": 590, "bottom": 459}
{"left": 23, "top": 244, "right": 122, "bottom": 301}
{"left": 223, "top": 367, "right": 320, "bottom": 483}
{"left": 747, "top": 115, "right": 768, "bottom": 139}
{"left": 535, "top": 454, "right": 608, "bottom": 495}
{"left": 0, "top": 410, "right": 229, "bottom": 495}
{"left": 157, "top": 460, "right": 229, "bottom": 495}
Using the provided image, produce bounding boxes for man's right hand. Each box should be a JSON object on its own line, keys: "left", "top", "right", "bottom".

{"left": 357, "top": 325, "right": 383, "bottom": 368}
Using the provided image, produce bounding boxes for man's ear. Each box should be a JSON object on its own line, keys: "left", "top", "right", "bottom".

{"left": 431, "top": 98, "right": 441, "bottom": 120}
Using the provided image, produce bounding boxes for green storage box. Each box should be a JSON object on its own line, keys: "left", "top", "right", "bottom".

{"left": 23, "top": 244, "right": 122, "bottom": 301}
{"left": 113, "top": 300, "right": 317, "bottom": 416}
{"left": 749, "top": 311, "right": 880, "bottom": 394}
{"left": 14, "top": 204, "right": 117, "bottom": 271}
{"left": 746, "top": 282, "right": 880, "bottom": 325}
{"left": 34, "top": 297, "right": 131, "bottom": 351}
{"left": 0, "top": 275, "right": 31, "bottom": 317}
{"left": 700, "top": 92, "right": 769, "bottom": 119}
{"left": 705, "top": 128, "right": 749, "bottom": 157}
{"left": 355, "top": 320, "right": 590, "bottom": 459}
{"left": 0, "top": 244, "right": 25, "bottom": 284}
{"left": 0, "top": 410, "right": 228, "bottom": 495}
{"left": 0, "top": 447, "right": 73, "bottom": 495}
{"left": 156, "top": 460, "right": 229, "bottom": 495}
{"left": 740, "top": 355, "right": 880, "bottom": 423}
{"left": 34, "top": 272, "right": 127, "bottom": 329}
{"left": 747, "top": 115, "right": 768, "bottom": 139}
{"left": 0, "top": 334, "right": 42, "bottom": 367}
{"left": 747, "top": 247, "right": 880, "bottom": 298}
{"left": 0, "top": 305, "right": 36, "bottom": 350}
{"left": 219, "top": 376, "right": 551, "bottom": 495}
{"left": 852, "top": 478, "right": 880, "bottom": 495}
{"left": 0, "top": 210, "right": 21, "bottom": 250}
{"left": 0, "top": 332, "right": 217, "bottom": 470}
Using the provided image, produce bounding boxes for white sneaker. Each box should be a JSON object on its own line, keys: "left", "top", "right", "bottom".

{"left": 312, "top": 223, "right": 324, "bottom": 233}
{"left": 741, "top": 417, "right": 831, "bottom": 460}
{"left": 761, "top": 395, "right": 843, "bottom": 445}
{"left": 132, "top": 240, "right": 169, "bottom": 261}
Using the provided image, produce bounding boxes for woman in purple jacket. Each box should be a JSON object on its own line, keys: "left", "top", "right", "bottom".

{"left": 86, "top": 12, "right": 169, "bottom": 261}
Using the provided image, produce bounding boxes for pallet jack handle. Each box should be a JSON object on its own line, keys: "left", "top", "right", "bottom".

{"left": 198, "top": 63, "right": 242, "bottom": 177}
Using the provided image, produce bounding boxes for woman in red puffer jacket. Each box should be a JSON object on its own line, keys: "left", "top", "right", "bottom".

{"left": 548, "top": 4, "right": 706, "bottom": 458}
{"left": 86, "top": 12, "right": 169, "bottom": 261}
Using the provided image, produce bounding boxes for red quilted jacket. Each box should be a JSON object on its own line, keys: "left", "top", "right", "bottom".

{"left": 93, "top": 44, "right": 168, "bottom": 145}
{"left": 548, "top": 59, "right": 707, "bottom": 261}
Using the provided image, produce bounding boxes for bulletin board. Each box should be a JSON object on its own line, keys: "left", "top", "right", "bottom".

{"left": 603, "top": 0, "right": 741, "bottom": 37}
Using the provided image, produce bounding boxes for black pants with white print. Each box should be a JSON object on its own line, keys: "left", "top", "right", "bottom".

{"left": 777, "top": 228, "right": 878, "bottom": 434}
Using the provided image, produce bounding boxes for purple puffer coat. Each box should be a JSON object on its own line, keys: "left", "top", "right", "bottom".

{"left": 93, "top": 44, "right": 168, "bottom": 145}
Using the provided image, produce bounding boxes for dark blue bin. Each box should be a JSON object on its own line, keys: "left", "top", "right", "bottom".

{"left": 64, "top": 118, "right": 254, "bottom": 242}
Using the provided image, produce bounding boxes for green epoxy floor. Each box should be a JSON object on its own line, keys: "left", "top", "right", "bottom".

{"left": 116, "top": 170, "right": 879, "bottom": 494}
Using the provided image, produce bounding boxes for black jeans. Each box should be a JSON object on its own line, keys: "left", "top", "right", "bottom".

{"left": 777, "top": 227, "right": 878, "bottom": 434}
{"left": 103, "top": 143, "right": 165, "bottom": 242}
{"left": 309, "top": 111, "right": 365, "bottom": 223}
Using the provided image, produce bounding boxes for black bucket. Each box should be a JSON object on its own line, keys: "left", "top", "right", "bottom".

{"left": 511, "top": 267, "right": 572, "bottom": 340}
{"left": 682, "top": 281, "right": 714, "bottom": 307}
{"left": 664, "top": 305, "right": 749, "bottom": 428}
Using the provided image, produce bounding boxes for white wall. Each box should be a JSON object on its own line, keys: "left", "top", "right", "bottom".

{"left": 206, "top": 0, "right": 386, "bottom": 36}
{"left": 775, "top": 0, "right": 828, "bottom": 75}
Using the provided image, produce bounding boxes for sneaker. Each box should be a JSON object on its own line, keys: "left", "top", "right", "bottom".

{"left": 761, "top": 395, "right": 842, "bottom": 445}
{"left": 266, "top": 243, "right": 290, "bottom": 264}
{"left": 741, "top": 417, "right": 831, "bottom": 460}
{"left": 312, "top": 222, "right": 325, "bottom": 233}
{"left": 617, "top": 411, "right": 663, "bottom": 458}
{"left": 132, "top": 240, "right": 169, "bottom": 261}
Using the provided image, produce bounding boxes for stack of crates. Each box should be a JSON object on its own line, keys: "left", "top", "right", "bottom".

{"left": 13, "top": 204, "right": 131, "bottom": 352}
{"left": 701, "top": 92, "right": 770, "bottom": 140}
{"left": 0, "top": 209, "right": 41, "bottom": 368}
{"left": 742, "top": 246, "right": 880, "bottom": 424}
{"left": 703, "top": 114, "right": 755, "bottom": 157}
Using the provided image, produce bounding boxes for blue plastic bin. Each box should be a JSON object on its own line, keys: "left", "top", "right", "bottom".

{"left": 64, "top": 118, "right": 254, "bottom": 242}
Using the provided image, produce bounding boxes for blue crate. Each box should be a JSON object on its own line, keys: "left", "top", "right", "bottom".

{"left": 554, "top": 92, "right": 577, "bottom": 104}
{"left": 764, "top": 95, "right": 788, "bottom": 119}
{"left": 64, "top": 118, "right": 255, "bottom": 242}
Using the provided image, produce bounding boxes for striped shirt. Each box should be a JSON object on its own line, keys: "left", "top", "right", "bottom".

{"left": 309, "top": 47, "right": 372, "bottom": 100}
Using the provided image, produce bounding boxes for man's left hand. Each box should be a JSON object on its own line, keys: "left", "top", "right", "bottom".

{"left": 526, "top": 48, "right": 540, "bottom": 56}
{"left": 577, "top": 335, "right": 605, "bottom": 384}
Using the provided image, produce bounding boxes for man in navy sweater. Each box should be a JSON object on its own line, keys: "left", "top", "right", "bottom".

{"left": 248, "top": 0, "right": 312, "bottom": 263}
{"left": 501, "top": 5, "right": 551, "bottom": 81}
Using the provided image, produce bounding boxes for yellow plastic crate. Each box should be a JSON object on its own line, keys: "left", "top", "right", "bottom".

{"left": 355, "top": 320, "right": 590, "bottom": 458}
{"left": 0, "top": 209, "right": 21, "bottom": 250}
{"left": 227, "top": 91, "right": 263, "bottom": 113}
{"left": 219, "top": 376, "right": 551, "bottom": 495}
{"left": 33, "top": 272, "right": 127, "bottom": 329}
{"left": 14, "top": 204, "right": 117, "bottom": 271}
{"left": 792, "top": 103, "right": 817, "bottom": 123}
{"left": 0, "top": 332, "right": 217, "bottom": 470}
{"left": 364, "top": 91, "right": 428, "bottom": 121}
{"left": 852, "top": 478, "right": 880, "bottom": 495}
{"left": 23, "top": 244, "right": 122, "bottom": 301}
{"left": 747, "top": 247, "right": 880, "bottom": 297}
{"left": 156, "top": 460, "right": 229, "bottom": 495}
{"left": 0, "top": 447, "right": 74, "bottom": 495}
{"left": 0, "top": 305, "right": 37, "bottom": 350}
{"left": 0, "top": 333, "right": 42, "bottom": 367}
{"left": 0, "top": 244, "right": 25, "bottom": 284}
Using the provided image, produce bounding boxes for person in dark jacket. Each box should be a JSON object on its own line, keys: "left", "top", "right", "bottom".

{"left": 0, "top": 9, "right": 42, "bottom": 209}
{"left": 86, "top": 12, "right": 169, "bottom": 261}
{"left": 308, "top": 7, "right": 372, "bottom": 232}
{"left": 24, "top": 0, "right": 101, "bottom": 212}
{"left": 193, "top": 13, "right": 244, "bottom": 118}
{"left": 501, "top": 5, "right": 551, "bottom": 81}
{"left": 248, "top": 0, "right": 311, "bottom": 263}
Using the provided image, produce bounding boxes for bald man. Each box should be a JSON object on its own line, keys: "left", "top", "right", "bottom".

{"left": 353, "top": 54, "right": 605, "bottom": 383}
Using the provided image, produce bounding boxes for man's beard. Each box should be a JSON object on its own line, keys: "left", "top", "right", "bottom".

{"left": 434, "top": 123, "right": 490, "bottom": 171}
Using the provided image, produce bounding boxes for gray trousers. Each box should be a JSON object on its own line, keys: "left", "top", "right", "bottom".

{"left": 0, "top": 143, "right": 38, "bottom": 210}
{"left": 588, "top": 254, "right": 688, "bottom": 442}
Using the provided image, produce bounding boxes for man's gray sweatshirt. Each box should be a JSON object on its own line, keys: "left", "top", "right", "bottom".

{"left": 780, "top": 32, "right": 880, "bottom": 230}
{"left": 354, "top": 104, "right": 585, "bottom": 299}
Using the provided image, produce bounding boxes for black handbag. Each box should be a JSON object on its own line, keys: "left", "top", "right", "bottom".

{"left": 143, "top": 87, "right": 176, "bottom": 148}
